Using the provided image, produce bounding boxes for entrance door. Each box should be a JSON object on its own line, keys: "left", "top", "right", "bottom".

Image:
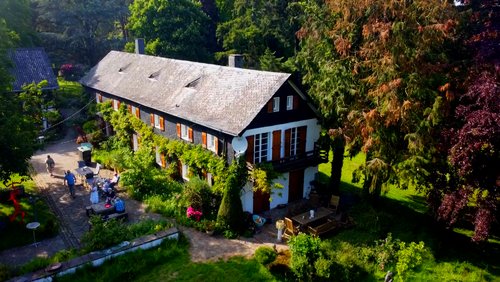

{"left": 288, "top": 169, "right": 304, "bottom": 202}
{"left": 253, "top": 189, "right": 270, "bottom": 214}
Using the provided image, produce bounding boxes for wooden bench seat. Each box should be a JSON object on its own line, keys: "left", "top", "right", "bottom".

{"left": 308, "top": 219, "right": 337, "bottom": 237}
{"left": 102, "top": 212, "right": 128, "bottom": 222}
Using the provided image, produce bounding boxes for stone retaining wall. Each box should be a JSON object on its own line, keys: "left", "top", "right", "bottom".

{"left": 10, "top": 227, "right": 179, "bottom": 282}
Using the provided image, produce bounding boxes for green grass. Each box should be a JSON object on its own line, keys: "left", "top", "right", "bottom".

{"left": 57, "top": 78, "right": 84, "bottom": 98}
{"left": 0, "top": 174, "right": 59, "bottom": 251}
{"left": 319, "top": 153, "right": 500, "bottom": 281}
{"left": 54, "top": 236, "right": 277, "bottom": 282}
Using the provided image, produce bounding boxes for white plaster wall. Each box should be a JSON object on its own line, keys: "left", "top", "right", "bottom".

{"left": 239, "top": 118, "right": 321, "bottom": 213}
{"left": 242, "top": 118, "right": 320, "bottom": 160}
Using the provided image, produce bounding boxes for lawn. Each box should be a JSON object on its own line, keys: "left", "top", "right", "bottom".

{"left": 319, "top": 153, "right": 500, "bottom": 281}
{"left": 0, "top": 174, "right": 59, "bottom": 251}
{"left": 54, "top": 236, "right": 277, "bottom": 282}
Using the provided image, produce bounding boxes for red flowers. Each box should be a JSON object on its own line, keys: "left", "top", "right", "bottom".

{"left": 186, "top": 206, "right": 202, "bottom": 221}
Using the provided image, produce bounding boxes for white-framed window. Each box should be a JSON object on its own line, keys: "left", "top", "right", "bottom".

{"left": 154, "top": 114, "right": 161, "bottom": 128}
{"left": 182, "top": 163, "right": 189, "bottom": 180}
{"left": 113, "top": 99, "right": 120, "bottom": 111}
{"left": 273, "top": 97, "right": 280, "bottom": 112}
{"left": 132, "top": 105, "right": 140, "bottom": 118}
{"left": 155, "top": 146, "right": 161, "bottom": 166}
{"left": 132, "top": 133, "right": 139, "bottom": 151}
{"left": 207, "top": 134, "right": 216, "bottom": 152}
{"left": 181, "top": 124, "right": 190, "bottom": 140}
{"left": 290, "top": 127, "right": 298, "bottom": 156}
{"left": 286, "top": 95, "right": 293, "bottom": 110}
{"left": 206, "top": 173, "right": 213, "bottom": 186}
{"left": 254, "top": 132, "right": 269, "bottom": 163}
{"left": 96, "top": 93, "right": 102, "bottom": 103}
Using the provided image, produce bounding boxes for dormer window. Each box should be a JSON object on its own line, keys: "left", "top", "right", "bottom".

{"left": 273, "top": 97, "right": 280, "bottom": 112}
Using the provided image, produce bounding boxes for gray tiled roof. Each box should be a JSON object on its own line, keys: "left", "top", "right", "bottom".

{"left": 80, "top": 51, "right": 291, "bottom": 136}
{"left": 8, "top": 48, "right": 59, "bottom": 92}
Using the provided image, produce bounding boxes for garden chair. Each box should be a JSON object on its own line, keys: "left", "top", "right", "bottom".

{"left": 93, "top": 163, "right": 101, "bottom": 177}
{"left": 283, "top": 217, "right": 299, "bottom": 239}
{"left": 328, "top": 195, "right": 340, "bottom": 215}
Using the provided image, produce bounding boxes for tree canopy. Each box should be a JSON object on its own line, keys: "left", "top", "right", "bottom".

{"left": 127, "top": 0, "right": 213, "bottom": 62}
{"left": 0, "top": 21, "right": 40, "bottom": 182}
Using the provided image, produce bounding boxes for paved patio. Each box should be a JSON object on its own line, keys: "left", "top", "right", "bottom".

{"left": 0, "top": 129, "right": 309, "bottom": 269}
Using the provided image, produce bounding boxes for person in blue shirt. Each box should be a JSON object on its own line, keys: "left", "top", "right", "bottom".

{"left": 64, "top": 170, "right": 77, "bottom": 198}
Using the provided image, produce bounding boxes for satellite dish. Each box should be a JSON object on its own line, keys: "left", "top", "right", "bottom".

{"left": 231, "top": 136, "right": 248, "bottom": 157}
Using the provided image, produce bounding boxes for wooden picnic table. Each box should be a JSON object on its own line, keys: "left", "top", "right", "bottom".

{"left": 291, "top": 207, "right": 334, "bottom": 227}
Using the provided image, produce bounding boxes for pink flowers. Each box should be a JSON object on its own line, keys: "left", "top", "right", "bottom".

{"left": 186, "top": 206, "right": 202, "bottom": 221}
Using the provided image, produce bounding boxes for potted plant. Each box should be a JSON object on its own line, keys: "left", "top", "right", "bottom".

{"left": 201, "top": 219, "right": 216, "bottom": 235}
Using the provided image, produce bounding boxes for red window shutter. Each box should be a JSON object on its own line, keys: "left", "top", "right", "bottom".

{"left": 202, "top": 169, "right": 207, "bottom": 180}
{"left": 293, "top": 95, "right": 299, "bottom": 110}
{"left": 128, "top": 105, "right": 132, "bottom": 113}
{"left": 135, "top": 108, "right": 140, "bottom": 118}
{"left": 188, "top": 127, "right": 193, "bottom": 142}
{"left": 214, "top": 136, "right": 219, "bottom": 155}
{"left": 246, "top": 136, "right": 254, "bottom": 163}
{"left": 159, "top": 117, "right": 165, "bottom": 131}
{"left": 117, "top": 101, "right": 121, "bottom": 109}
{"left": 267, "top": 101, "right": 273, "bottom": 113}
{"left": 298, "top": 126, "right": 307, "bottom": 154}
{"left": 97, "top": 94, "right": 102, "bottom": 103}
{"left": 176, "top": 123, "right": 181, "bottom": 137}
{"left": 284, "top": 129, "right": 291, "bottom": 157}
{"left": 201, "top": 132, "right": 207, "bottom": 148}
{"left": 160, "top": 153, "right": 166, "bottom": 168}
{"left": 150, "top": 114, "right": 154, "bottom": 126}
{"left": 272, "top": 130, "right": 281, "bottom": 161}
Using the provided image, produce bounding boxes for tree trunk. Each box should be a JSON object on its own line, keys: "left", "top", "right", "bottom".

{"left": 329, "top": 136, "right": 345, "bottom": 196}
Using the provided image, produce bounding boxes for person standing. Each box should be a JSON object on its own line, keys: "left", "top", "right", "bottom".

{"left": 90, "top": 184, "right": 99, "bottom": 204}
{"left": 64, "top": 170, "right": 77, "bottom": 198}
{"left": 45, "top": 155, "right": 55, "bottom": 177}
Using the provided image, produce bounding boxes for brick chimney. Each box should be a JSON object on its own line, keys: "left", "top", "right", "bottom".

{"left": 135, "top": 38, "right": 145, "bottom": 54}
{"left": 228, "top": 54, "right": 243, "bottom": 68}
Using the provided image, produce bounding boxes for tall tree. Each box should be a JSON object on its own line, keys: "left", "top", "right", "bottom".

{"left": 127, "top": 0, "right": 213, "bottom": 62}
{"left": 0, "top": 0, "right": 38, "bottom": 46}
{"left": 0, "top": 21, "right": 39, "bottom": 182}
{"left": 437, "top": 1, "right": 500, "bottom": 241}
{"left": 296, "top": 0, "right": 459, "bottom": 199}
{"left": 33, "top": 0, "right": 129, "bottom": 66}
{"left": 217, "top": 0, "right": 298, "bottom": 69}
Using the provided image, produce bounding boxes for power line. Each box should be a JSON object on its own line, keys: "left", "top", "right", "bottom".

{"left": 42, "top": 97, "right": 96, "bottom": 132}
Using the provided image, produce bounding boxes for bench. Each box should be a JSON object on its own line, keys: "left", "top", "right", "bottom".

{"left": 308, "top": 219, "right": 337, "bottom": 237}
{"left": 102, "top": 212, "right": 128, "bottom": 222}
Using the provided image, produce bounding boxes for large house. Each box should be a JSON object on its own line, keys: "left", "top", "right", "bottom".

{"left": 80, "top": 50, "right": 326, "bottom": 213}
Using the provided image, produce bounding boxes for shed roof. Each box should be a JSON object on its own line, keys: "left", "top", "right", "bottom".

{"left": 80, "top": 51, "right": 291, "bottom": 136}
{"left": 8, "top": 48, "right": 59, "bottom": 92}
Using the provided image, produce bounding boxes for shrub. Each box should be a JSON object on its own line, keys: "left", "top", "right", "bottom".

{"left": 81, "top": 216, "right": 131, "bottom": 252}
{"left": 288, "top": 233, "right": 322, "bottom": 279}
{"left": 254, "top": 246, "right": 277, "bottom": 266}
{"left": 395, "top": 241, "right": 430, "bottom": 281}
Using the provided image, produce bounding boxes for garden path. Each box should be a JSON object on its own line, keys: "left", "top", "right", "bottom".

{"left": 0, "top": 129, "right": 289, "bottom": 269}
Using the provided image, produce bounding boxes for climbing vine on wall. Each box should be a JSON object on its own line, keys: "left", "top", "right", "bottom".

{"left": 97, "top": 102, "right": 228, "bottom": 194}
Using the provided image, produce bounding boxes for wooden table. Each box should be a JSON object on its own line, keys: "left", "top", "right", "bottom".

{"left": 75, "top": 167, "right": 94, "bottom": 187}
{"left": 89, "top": 202, "right": 115, "bottom": 216}
{"left": 291, "top": 207, "right": 334, "bottom": 227}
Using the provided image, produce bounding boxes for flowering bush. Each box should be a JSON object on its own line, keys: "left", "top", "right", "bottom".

{"left": 186, "top": 206, "right": 202, "bottom": 221}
